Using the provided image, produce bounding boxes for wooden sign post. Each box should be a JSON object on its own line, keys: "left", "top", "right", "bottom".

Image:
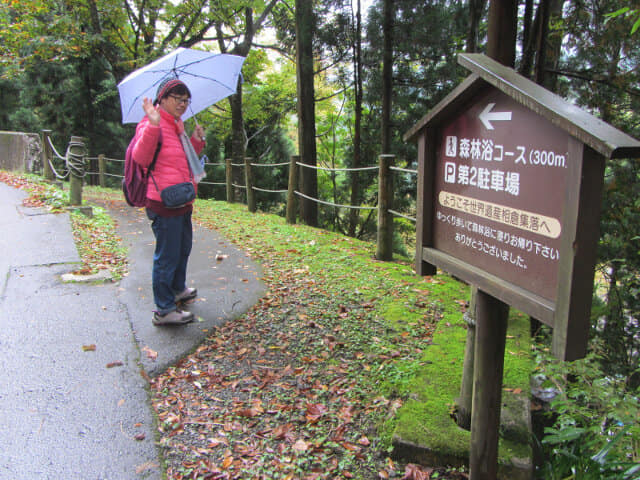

{"left": 404, "top": 53, "right": 640, "bottom": 479}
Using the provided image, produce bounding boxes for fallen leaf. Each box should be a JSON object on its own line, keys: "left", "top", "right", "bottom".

{"left": 135, "top": 461, "right": 158, "bottom": 474}
{"left": 82, "top": 344, "right": 96, "bottom": 352}
{"left": 134, "top": 433, "right": 146, "bottom": 441}
{"left": 222, "top": 456, "right": 233, "bottom": 469}
{"left": 106, "top": 361, "right": 123, "bottom": 368}
{"left": 142, "top": 346, "right": 158, "bottom": 361}
{"left": 305, "top": 403, "right": 327, "bottom": 423}
{"left": 292, "top": 439, "right": 309, "bottom": 452}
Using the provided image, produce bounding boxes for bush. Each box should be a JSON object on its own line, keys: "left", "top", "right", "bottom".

{"left": 534, "top": 351, "right": 640, "bottom": 479}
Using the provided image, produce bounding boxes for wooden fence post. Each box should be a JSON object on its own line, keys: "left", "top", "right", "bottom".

{"left": 98, "top": 154, "right": 106, "bottom": 187}
{"left": 245, "top": 157, "right": 256, "bottom": 212}
{"left": 470, "top": 290, "right": 509, "bottom": 480}
{"left": 41, "top": 129, "right": 54, "bottom": 181}
{"left": 376, "top": 154, "right": 395, "bottom": 261}
{"left": 67, "top": 136, "right": 86, "bottom": 206}
{"left": 225, "top": 158, "right": 233, "bottom": 203}
{"left": 456, "top": 286, "right": 477, "bottom": 430}
{"left": 286, "top": 155, "right": 299, "bottom": 224}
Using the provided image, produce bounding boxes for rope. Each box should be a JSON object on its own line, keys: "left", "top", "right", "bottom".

{"left": 199, "top": 181, "right": 226, "bottom": 186}
{"left": 231, "top": 183, "right": 247, "bottom": 190}
{"left": 390, "top": 166, "right": 418, "bottom": 175}
{"left": 46, "top": 157, "right": 70, "bottom": 179}
{"left": 230, "top": 162, "right": 245, "bottom": 167}
{"left": 389, "top": 209, "right": 416, "bottom": 222}
{"left": 296, "top": 162, "right": 378, "bottom": 173}
{"left": 294, "top": 191, "right": 377, "bottom": 210}
{"left": 204, "top": 162, "right": 225, "bottom": 167}
{"left": 45, "top": 137, "right": 70, "bottom": 180}
{"left": 251, "top": 161, "right": 289, "bottom": 168}
{"left": 47, "top": 137, "right": 66, "bottom": 161}
{"left": 65, "top": 138, "right": 87, "bottom": 179}
{"left": 252, "top": 186, "right": 287, "bottom": 194}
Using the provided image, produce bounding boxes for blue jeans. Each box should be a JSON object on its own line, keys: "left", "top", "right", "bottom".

{"left": 146, "top": 210, "right": 193, "bottom": 314}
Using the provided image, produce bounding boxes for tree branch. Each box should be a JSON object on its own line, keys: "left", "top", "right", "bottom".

{"left": 548, "top": 68, "right": 640, "bottom": 97}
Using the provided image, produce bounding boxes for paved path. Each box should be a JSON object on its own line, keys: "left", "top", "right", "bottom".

{"left": 0, "top": 182, "right": 264, "bottom": 479}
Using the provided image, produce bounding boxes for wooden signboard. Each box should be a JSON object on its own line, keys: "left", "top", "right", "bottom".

{"left": 405, "top": 53, "right": 640, "bottom": 480}
{"left": 405, "top": 53, "right": 640, "bottom": 361}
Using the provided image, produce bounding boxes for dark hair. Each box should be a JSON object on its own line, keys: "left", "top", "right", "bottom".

{"left": 165, "top": 83, "right": 190, "bottom": 99}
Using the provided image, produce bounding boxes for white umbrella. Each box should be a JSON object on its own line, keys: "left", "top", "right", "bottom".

{"left": 117, "top": 47, "right": 246, "bottom": 124}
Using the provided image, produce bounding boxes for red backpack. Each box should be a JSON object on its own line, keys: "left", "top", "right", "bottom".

{"left": 122, "top": 132, "right": 162, "bottom": 207}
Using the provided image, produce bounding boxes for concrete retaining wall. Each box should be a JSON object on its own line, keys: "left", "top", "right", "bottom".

{"left": 0, "top": 131, "right": 42, "bottom": 173}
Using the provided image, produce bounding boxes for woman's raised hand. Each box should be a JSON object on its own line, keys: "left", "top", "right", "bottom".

{"left": 143, "top": 97, "right": 161, "bottom": 125}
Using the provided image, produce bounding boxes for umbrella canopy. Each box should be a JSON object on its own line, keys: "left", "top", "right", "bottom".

{"left": 118, "top": 48, "right": 246, "bottom": 124}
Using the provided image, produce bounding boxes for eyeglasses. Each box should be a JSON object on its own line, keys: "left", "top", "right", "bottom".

{"left": 168, "top": 95, "right": 191, "bottom": 106}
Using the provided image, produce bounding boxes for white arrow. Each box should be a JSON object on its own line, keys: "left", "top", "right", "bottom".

{"left": 479, "top": 103, "right": 512, "bottom": 130}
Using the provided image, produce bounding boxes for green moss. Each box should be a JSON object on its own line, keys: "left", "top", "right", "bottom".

{"left": 388, "top": 304, "right": 533, "bottom": 468}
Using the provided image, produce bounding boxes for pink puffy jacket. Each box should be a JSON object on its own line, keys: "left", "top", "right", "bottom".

{"left": 131, "top": 107, "right": 205, "bottom": 203}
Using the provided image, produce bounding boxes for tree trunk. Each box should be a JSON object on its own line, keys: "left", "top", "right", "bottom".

{"left": 542, "top": 0, "right": 565, "bottom": 92}
{"left": 349, "top": 0, "right": 364, "bottom": 237}
{"left": 519, "top": 0, "right": 537, "bottom": 76}
{"left": 534, "top": 0, "right": 551, "bottom": 85}
{"left": 466, "top": 0, "right": 487, "bottom": 53}
{"left": 230, "top": 78, "right": 246, "bottom": 203}
{"left": 487, "top": 0, "right": 517, "bottom": 67}
{"left": 381, "top": 0, "right": 393, "bottom": 153}
{"left": 296, "top": 0, "right": 318, "bottom": 227}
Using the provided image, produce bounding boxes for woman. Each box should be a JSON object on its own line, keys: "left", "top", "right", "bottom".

{"left": 131, "top": 78, "right": 206, "bottom": 326}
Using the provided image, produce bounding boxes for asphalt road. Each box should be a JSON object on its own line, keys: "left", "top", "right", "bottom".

{"left": 0, "top": 182, "right": 264, "bottom": 479}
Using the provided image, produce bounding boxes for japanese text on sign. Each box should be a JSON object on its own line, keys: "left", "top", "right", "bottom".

{"left": 443, "top": 136, "right": 567, "bottom": 197}
{"left": 438, "top": 191, "right": 561, "bottom": 239}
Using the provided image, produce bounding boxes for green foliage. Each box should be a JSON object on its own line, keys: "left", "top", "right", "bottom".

{"left": 606, "top": 7, "right": 640, "bottom": 35}
{"left": 596, "top": 158, "right": 640, "bottom": 377}
{"left": 534, "top": 352, "right": 640, "bottom": 479}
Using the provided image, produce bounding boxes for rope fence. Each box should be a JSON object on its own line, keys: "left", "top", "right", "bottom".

{"left": 86, "top": 151, "right": 418, "bottom": 223}
{"left": 39, "top": 129, "right": 418, "bottom": 261}
{"left": 294, "top": 190, "right": 377, "bottom": 210}
{"left": 296, "top": 162, "right": 379, "bottom": 172}
{"left": 45, "top": 136, "right": 72, "bottom": 180}
{"left": 390, "top": 166, "right": 418, "bottom": 175}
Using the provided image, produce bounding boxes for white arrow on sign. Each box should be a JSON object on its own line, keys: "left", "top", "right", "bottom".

{"left": 479, "top": 103, "right": 512, "bottom": 130}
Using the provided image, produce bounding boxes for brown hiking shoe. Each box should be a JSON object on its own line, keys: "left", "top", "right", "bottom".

{"left": 152, "top": 309, "right": 194, "bottom": 326}
{"left": 175, "top": 287, "right": 197, "bottom": 304}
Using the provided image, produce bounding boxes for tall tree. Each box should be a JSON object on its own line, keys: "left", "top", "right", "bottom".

{"left": 380, "top": 0, "right": 393, "bottom": 154}
{"left": 348, "top": 0, "right": 364, "bottom": 236}
{"left": 202, "top": 1, "right": 281, "bottom": 202}
{"left": 560, "top": 0, "right": 640, "bottom": 376}
{"left": 486, "top": 0, "right": 517, "bottom": 66}
{"left": 467, "top": 0, "right": 487, "bottom": 52}
{"left": 296, "top": 0, "right": 318, "bottom": 226}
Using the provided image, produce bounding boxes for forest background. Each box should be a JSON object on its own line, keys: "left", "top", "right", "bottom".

{"left": 1, "top": 0, "right": 639, "bottom": 469}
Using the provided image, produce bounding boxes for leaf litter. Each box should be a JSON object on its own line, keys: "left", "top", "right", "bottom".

{"left": 148, "top": 205, "right": 470, "bottom": 480}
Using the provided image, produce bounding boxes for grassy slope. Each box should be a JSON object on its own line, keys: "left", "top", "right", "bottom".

{"left": 190, "top": 199, "right": 532, "bottom": 466}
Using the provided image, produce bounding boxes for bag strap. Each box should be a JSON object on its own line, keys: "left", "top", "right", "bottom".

{"left": 147, "top": 131, "right": 162, "bottom": 192}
